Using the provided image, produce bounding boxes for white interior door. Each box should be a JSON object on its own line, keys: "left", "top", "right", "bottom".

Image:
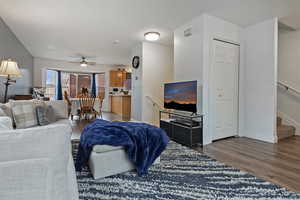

{"left": 212, "top": 39, "right": 239, "bottom": 140}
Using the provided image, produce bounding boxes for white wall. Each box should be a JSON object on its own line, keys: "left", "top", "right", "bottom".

{"left": 277, "top": 29, "right": 300, "bottom": 135}
{"left": 174, "top": 16, "right": 204, "bottom": 115}
{"left": 131, "top": 42, "right": 173, "bottom": 124}
{"left": 131, "top": 43, "right": 143, "bottom": 121}
{"left": 241, "top": 18, "right": 278, "bottom": 143}
{"left": 174, "top": 16, "right": 204, "bottom": 83}
{"left": 202, "top": 14, "right": 241, "bottom": 145}
{"left": 174, "top": 14, "right": 279, "bottom": 144}
{"left": 142, "top": 42, "right": 173, "bottom": 124}
{"left": 33, "top": 57, "right": 128, "bottom": 111}
{"left": 0, "top": 17, "right": 33, "bottom": 100}
{"left": 174, "top": 14, "right": 241, "bottom": 145}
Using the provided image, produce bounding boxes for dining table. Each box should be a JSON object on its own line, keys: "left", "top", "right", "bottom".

{"left": 70, "top": 98, "right": 102, "bottom": 116}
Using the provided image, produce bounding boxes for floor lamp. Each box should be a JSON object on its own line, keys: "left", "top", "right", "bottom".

{"left": 0, "top": 59, "right": 22, "bottom": 103}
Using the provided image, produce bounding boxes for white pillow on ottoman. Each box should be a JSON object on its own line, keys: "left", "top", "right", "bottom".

{"left": 10, "top": 100, "right": 38, "bottom": 129}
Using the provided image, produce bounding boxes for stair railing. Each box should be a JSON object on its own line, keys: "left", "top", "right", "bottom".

{"left": 277, "top": 81, "right": 300, "bottom": 96}
{"left": 145, "top": 96, "right": 163, "bottom": 111}
{"left": 145, "top": 96, "right": 163, "bottom": 126}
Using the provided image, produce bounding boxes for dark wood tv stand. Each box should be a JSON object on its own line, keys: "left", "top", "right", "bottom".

{"left": 159, "top": 110, "right": 203, "bottom": 147}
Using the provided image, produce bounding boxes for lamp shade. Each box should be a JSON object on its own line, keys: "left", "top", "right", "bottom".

{"left": 0, "top": 59, "right": 22, "bottom": 78}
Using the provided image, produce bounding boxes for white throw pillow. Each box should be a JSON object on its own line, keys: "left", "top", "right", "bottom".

{"left": 10, "top": 100, "right": 38, "bottom": 129}
{"left": 0, "top": 116, "right": 13, "bottom": 131}
{"left": 45, "top": 100, "right": 68, "bottom": 119}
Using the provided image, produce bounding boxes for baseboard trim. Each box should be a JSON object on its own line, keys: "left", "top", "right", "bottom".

{"left": 242, "top": 132, "right": 276, "bottom": 143}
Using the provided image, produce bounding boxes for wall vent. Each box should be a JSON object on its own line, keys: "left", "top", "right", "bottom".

{"left": 184, "top": 28, "right": 192, "bottom": 37}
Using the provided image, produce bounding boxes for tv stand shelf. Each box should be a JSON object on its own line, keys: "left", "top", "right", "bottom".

{"left": 159, "top": 111, "right": 203, "bottom": 147}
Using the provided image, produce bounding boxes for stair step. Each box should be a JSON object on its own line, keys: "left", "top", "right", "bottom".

{"left": 277, "top": 117, "right": 282, "bottom": 126}
{"left": 277, "top": 125, "right": 295, "bottom": 140}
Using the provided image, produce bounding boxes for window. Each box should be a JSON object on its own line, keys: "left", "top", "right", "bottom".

{"left": 77, "top": 74, "right": 92, "bottom": 94}
{"left": 61, "top": 72, "right": 71, "bottom": 97}
{"left": 62, "top": 73, "right": 93, "bottom": 97}
{"left": 45, "top": 70, "right": 57, "bottom": 100}
{"left": 45, "top": 70, "right": 104, "bottom": 99}
{"left": 69, "top": 74, "right": 77, "bottom": 98}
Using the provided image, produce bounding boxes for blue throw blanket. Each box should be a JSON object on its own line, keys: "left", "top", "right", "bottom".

{"left": 75, "top": 120, "right": 169, "bottom": 176}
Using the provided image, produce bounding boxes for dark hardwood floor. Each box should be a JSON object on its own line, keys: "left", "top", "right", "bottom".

{"left": 71, "top": 113, "right": 300, "bottom": 194}
{"left": 195, "top": 136, "right": 300, "bottom": 194}
{"left": 71, "top": 112, "right": 127, "bottom": 140}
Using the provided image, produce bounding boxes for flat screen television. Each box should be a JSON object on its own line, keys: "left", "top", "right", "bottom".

{"left": 164, "top": 80, "right": 197, "bottom": 113}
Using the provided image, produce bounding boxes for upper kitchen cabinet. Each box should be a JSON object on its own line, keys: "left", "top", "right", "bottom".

{"left": 109, "top": 69, "right": 126, "bottom": 87}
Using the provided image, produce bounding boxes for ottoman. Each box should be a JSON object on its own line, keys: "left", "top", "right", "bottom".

{"left": 88, "top": 145, "right": 160, "bottom": 179}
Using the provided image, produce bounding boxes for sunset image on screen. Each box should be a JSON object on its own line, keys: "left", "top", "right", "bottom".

{"left": 164, "top": 81, "right": 197, "bottom": 112}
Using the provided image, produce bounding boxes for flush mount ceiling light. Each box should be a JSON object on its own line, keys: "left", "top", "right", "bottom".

{"left": 113, "top": 40, "right": 120, "bottom": 45}
{"left": 144, "top": 32, "right": 160, "bottom": 41}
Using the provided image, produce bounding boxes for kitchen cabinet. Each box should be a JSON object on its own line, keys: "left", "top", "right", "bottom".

{"left": 109, "top": 70, "right": 126, "bottom": 87}
{"left": 110, "top": 95, "right": 131, "bottom": 119}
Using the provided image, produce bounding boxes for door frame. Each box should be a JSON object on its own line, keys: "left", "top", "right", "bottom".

{"left": 209, "top": 38, "right": 241, "bottom": 141}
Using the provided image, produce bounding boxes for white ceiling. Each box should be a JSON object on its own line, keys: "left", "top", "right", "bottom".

{"left": 0, "top": 0, "right": 300, "bottom": 65}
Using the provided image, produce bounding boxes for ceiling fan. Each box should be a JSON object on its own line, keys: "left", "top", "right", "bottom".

{"left": 69, "top": 56, "right": 96, "bottom": 67}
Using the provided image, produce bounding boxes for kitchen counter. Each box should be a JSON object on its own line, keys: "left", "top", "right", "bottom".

{"left": 110, "top": 95, "right": 131, "bottom": 118}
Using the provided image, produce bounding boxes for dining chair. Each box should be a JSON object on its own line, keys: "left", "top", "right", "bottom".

{"left": 63, "top": 91, "right": 73, "bottom": 120}
{"left": 77, "top": 93, "right": 89, "bottom": 98}
{"left": 79, "top": 97, "right": 98, "bottom": 120}
{"left": 97, "top": 94, "right": 105, "bottom": 119}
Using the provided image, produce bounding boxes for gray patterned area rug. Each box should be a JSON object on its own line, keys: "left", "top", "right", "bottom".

{"left": 73, "top": 141, "right": 300, "bottom": 200}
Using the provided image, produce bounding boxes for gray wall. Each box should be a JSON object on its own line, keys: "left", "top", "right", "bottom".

{"left": 0, "top": 17, "right": 33, "bottom": 101}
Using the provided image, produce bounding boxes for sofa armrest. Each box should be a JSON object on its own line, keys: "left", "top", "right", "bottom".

{"left": 0, "top": 158, "right": 53, "bottom": 200}
{"left": 0, "top": 124, "right": 72, "bottom": 162}
{"left": 0, "top": 124, "right": 75, "bottom": 200}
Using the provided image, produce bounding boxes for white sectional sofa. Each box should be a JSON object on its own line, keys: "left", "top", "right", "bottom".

{"left": 0, "top": 100, "right": 79, "bottom": 200}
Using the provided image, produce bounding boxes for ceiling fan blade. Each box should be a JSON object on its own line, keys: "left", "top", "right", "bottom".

{"left": 87, "top": 62, "right": 96, "bottom": 65}
{"left": 69, "top": 61, "right": 80, "bottom": 64}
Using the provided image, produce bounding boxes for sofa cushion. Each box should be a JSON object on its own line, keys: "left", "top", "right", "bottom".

{"left": 36, "top": 105, "right": 57, "bottom": 126}
{"left": 92, "top": 145, "right": 124, "bottom": 153}
{"left": 45, "top": 101, "right": 68, "bottom": 119}
{"left": 32, "top": 99, "right": 46, "bottom": 108}
{"left": 46, "top": 105, "right": 57, "bottom": 123}
{"left": 0, "top": 123, "right": 78, "bottom": 200}
{"left": 0, "top": 103, "right": 13, "bottom": 119}
{"left": 0, "top": 116, "right": 13, "bottom": 131}
{"left": 10, "top": 100, "right": 38, "bottom": 129}
{"left": 36, "top": 105, "right": 49, "bottom": 126}
{"left": 0, "top": 108, "right": 6, "bottom": 116}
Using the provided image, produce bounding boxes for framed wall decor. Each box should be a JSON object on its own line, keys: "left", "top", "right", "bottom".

{"left": 132, "top": 56, "right": 140, "bottom": 69}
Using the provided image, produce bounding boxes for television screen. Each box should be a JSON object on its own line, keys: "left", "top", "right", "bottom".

{"left": 164, "top": 81, "right": 197, "bottom": 113}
